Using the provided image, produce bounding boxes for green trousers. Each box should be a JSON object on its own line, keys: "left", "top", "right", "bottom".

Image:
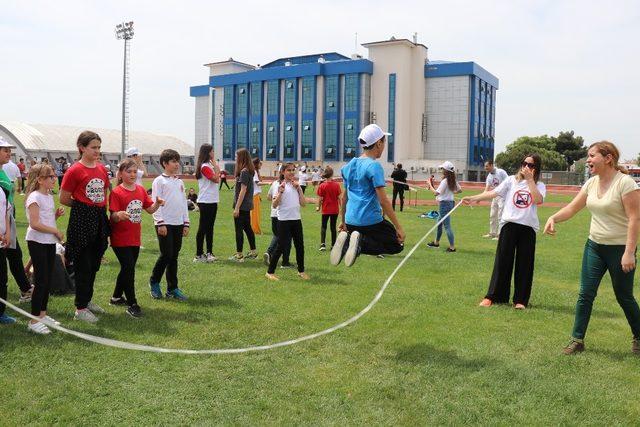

{"left": 571, "top": 239, "right": 640, "bottom": 341}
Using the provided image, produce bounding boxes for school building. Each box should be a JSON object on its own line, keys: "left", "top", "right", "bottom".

{"left": 189, "top": 36, "right": 499, "bottom": 181}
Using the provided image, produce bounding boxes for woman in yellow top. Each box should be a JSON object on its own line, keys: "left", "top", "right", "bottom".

{"left": 544, "top": 141, "right": 640, "bottom": 355}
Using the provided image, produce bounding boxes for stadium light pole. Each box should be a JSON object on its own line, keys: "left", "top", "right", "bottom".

{"left": 115, "top": 21, "right": 134, "bottom": 161}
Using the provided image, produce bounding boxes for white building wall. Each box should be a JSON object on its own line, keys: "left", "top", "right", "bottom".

{"left": 425, "top": 75, "right": 470, "bottom": 171}
{"left": 194, "top": 94, "right": 211, "bottom": 157}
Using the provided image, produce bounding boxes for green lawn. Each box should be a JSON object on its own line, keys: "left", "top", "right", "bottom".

{"left": 1, "top": 181, "right": 638, "bottom": 425}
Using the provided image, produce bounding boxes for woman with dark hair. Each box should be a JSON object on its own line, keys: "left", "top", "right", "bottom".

{"left": 193, "top": 144, "right": 220, "bottom": 263}
{"left": 426, "top": 161, "right": 462, "bottom": 252}
{"left": 229, "top": 149, "right": 256, "bottom": 262}
{"left": 463, "top": 153, "right": 546, "bottom": 309}
{"left": 545, "top": 141, "right": 640, "bottom": 355}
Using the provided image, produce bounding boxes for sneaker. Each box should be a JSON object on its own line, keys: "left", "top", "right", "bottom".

{"left": 377, "top": 254, "right": 385, "bottom": 259}
{"left": 87, "top": 301, "right": 105, "bottom": 314}
{"left": 126, "top": 304, "right": 143, "bottom": 318}
{"left": 344, "top": 231, "right": 362, "bottom": 267}
{"left": 482, "top": 233, "right": 494, "bottom": 238}
{"left": 280, "top": 263, "right": 294, "bottom": 269}
{"left": 446, "top": 248, "right": 456, "bottom": 253}
{"left": 206, "top": 253, "right": 217, "bottom": 263}
{"left": 263, "top": 252, "right": 271, "bottom": 266}
{"left": 43, "top": 315, "right": 61, "bottom": 326}
{"left": 27, "top": 321, "right": 51, "bottom": 335}
{"left": 0, "top": 314, "right": 17, "bottom": 324}
{"left": 19, "top": 285, "right": 34, "bottom": 303}
{"left": 319, "top": 244, "right": 326, "bottom": 251}
{"left": 109, "top": 297, "right": 128, "bottom": 306}
{"left": 632, "top": 338, "right": 639, "bottom": 355}
{"left": 492, "top": 237, "right": 499, "bottom": 241}
{"left": 228, "top": 254, "right": 244, "bottom": 263}
{"left": 427, "top": 241, "right": 440, "bottom": 248}
{"left": 74, "top": 309, "right": 98, "bottom": 323}
{"left": 330, "top": 231, "right": 349, "bottom": 265}
{"left": 149, "top": 282, "right": 163, "bottom": 299}
{"left": 478, "top": 298, "right": 492, "bottom": 307}
{"left": 563, "top": 340, "right": 585, "bottom": 355}
{"left": 245, "top": 251, "right": 258, "bottom": 259}
{"left": 193, "top": 254, "right": 207, "bottom": 263}
{"left": 166, "top": 288, "right": 188, "bottom": 301}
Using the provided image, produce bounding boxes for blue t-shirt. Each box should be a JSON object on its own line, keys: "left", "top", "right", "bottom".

{"left": 341, "top": 157, "right": 386, "bottom": 226}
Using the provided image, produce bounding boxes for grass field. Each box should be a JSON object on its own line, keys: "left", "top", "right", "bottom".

{"left": 1, "top": 181, "right": 639, "bottom": 425}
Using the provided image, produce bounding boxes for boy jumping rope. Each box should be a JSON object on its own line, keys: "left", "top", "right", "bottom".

{"left": 330, "top": 124, "right": 405, "bottom": 267}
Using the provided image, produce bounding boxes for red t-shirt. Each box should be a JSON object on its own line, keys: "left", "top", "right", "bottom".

{"left": 317, "top": 180, "right": 341, "bottom": 215}
{"left": 109, "top": 184, "right": 153, "bottom": 247}
{"left": 61, "top": 162, "right": 109, "bottom": 207}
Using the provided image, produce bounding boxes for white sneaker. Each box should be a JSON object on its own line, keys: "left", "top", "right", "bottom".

{"left": 43, "top": 315, "right": 61, "bottom": 326}
{"left": 206, "top": 253, "right": 217, "bottom": 262}
{"left": 344, "top": 231, "right": 362, "bottom": 267}
{"left": 27, "top": 321, "right": 51, "bottom": 335}
{"left": 74, "top": 309, "right": 99, "bottom": 323}
{"left": 87, "top": 301, "right": 105, "bottom": 314}
{"left": 193, "top": 255, "right": 207, "bottom": 263}
{"left": 482, "top": 234, "right": 494, "bottom": 238}
{"left": 330, "top": 231, "right": 349, "bottom": 266}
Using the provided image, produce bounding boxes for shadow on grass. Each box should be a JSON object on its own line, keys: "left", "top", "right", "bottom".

{"left": 534, "top": 303, "right": 621, "bottom": 319}
{"left": 395, "top": 343, "right": 495, "bottom": 370}
{"left": 587, "top": 347, "right": 639, "bottom": 361}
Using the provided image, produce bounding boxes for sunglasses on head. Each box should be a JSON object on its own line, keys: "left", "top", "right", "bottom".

{"left": 521, "top": 161, "right": 536, "bottom": 169}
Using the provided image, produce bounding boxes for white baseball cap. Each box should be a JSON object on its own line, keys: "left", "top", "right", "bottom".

{"left": 438, "top": 161, "right": 455, "bottom": 172}
{"left": 358, "top": 124, "right": 391, "bottom": 148}
{"left": 0, "top": 136, "right": 16, "bottom": 148}
{"left": 125, "top": 147, "right": 140, "bottom": 157}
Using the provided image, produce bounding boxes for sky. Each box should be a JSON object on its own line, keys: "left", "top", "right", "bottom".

{"left": 1, "top": 0, "right": 639, "bottom": 160}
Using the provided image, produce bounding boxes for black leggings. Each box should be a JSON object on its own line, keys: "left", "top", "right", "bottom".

{"left": 113, "top": 246, "right": 140, "bottom": 305}
{"left": 268, "top": 219, "right": 304, "bottom": 273}
{"left": 219, "top": 178, "right": 231, "bottom": 189}
{"left": 27, "top": 241, "right": 56, "bottom": 316}
{"left": 321, "top": 214, "right": 338, "bottom": 246}
{"left": 392, "top": 187, "right": 405, "bottom": 211}
{"left": 234, "top": 210, "right": 256, "bottom": 253}
{"left": 196, "top": 203, "right": 218, "bottom": 256}
{"left": 7, "top": 240, "right": 32, "bottom": 293}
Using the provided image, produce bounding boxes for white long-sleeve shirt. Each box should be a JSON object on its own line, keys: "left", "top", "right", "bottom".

{"left": 151, "top": 174, "right": 190, "bottom": 227}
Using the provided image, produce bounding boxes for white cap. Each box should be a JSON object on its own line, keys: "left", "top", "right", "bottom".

{"left": 358, "top": 124, "right": 391, "bottom": 148}
{"left": 438, "top": 161, "right": 455, "bottom": 172}
{"left": 0, "top": 136, "right": 16, "bottom": 148}
{"left": 125, "top": 147, "right": 140, "bottom": 157}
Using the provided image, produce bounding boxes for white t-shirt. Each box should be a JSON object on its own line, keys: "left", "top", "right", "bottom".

{"left": 312, "top": 171, "right": 321, "bottom": 182}
{"left": 298, "top": 171, "right": 308, "bottom": 186}
{"left": 435, "top": 178, "right": 460, "bottom": 202}
{"left": 197, "top": 163, "right": 220, "bottom": 204}
{"left": 267, "top": 180, "right": 280, "bottom": 218}
{"left": 25, "top": 191, "right": 58, "bottom": 244}
{"left": 135, "top": 169, "right": 144, "bottom": 186}
{"left": 486, "top": 168, "right": 508, "bottom": 191}
{"left": 3, "top": 161, "right": 21, "bottom": 182}
{"left": 253, "top": 171, "right": 262, "bottom": 196}
{"left": 494, "top": 176, "right": 546, "bottom": 232}
{"left": 277, "top": 182, "right": 301, "bottom": 221}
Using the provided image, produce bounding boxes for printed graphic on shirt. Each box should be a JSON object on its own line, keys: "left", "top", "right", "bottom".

{"left": 513, "top": 190, "right": 533, "bottom": 209}
{"left": 126, "top": 199, "right": 143, "bottom": 223}
{"left": 490, "top": 177, "right": 500, "bottom": 188}
{"left": 85, "top": 178, "right": 105, "bottom": 203}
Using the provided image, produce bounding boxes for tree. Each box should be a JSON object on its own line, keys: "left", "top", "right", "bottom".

{"left": 495, "top": 135, "right": 567, "bottom": 174}
{"left": 551, "top": 131, "right": 587, "bottom": 169}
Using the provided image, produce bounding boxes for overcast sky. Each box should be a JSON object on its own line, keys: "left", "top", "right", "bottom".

{"left": 1, "top": 0, "right": 638, "bottom": 160}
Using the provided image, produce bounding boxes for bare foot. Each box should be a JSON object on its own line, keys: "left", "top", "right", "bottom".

{"left": 479, "top": 298, "right": 492, "bottom": 307}
{"left": 265, "top": 273, "right": 279, "bottom": 281}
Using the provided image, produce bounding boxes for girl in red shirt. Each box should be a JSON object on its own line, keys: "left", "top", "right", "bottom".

{"left": 316, "top": 166, "right": 342, "bottom": 250}
{"left": 60, "top": 131, "right": 110, "bottom": 323}
{"left": 109, "top": 159, "right": 163, "bottom": 317}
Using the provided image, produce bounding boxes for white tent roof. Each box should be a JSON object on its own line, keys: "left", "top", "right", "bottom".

{"left": 0, "top": 121, "right": 193, "bottom": 156}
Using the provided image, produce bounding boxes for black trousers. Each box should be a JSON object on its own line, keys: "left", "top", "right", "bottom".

{"left": 113, "top": 246, "right": 140, "bottom": 305}
{"left": 151, "top": 225, "right": 183, "bottom": 292}
{"left": 219, "top": 178, "right": 231, "bottom": 190}
{"left": 346, "top": 219, "right": 404, "bottom": 256}
{"left": 234, "top": 210, "right": 256, "bottom": 252}
{"left": 0, "top": 249, "right": 7, "bottom": 317}
{"left": 6, "top": 240, "right": 31, "bottom": 293}
{"left": 267, "top": 217, "right": 290, "bottom": 264}
{"left": 268, "top": 219, "right": 304, "bottom": 273}
{"left": 392, "top": 187, "right": 405, "bottom": 211}
{"left": 300, "top": 185, "right": 307, "bottom": 194}
{"left": 74, "top": 238, "right": 103, "bottom": 310}
{"left": 486, "top": 222, "right": 537, "bottom": 306}
{"left": 27, "top": 241, "right": 55, "bottom": 316}
{"left": 196, "top": 202, "right": 218, "bottom": 256}
{"left": 321, "top": 214, "right": 338, "bottom": 246}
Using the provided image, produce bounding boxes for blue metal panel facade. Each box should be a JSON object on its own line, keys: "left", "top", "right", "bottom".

{"left": 468, "top": 76, "right": 497, "bottom": 166}
{"left": 425, "top": 61, "right": 499, "bottom": 88}
{"left": 190, "top": 85, "right": 209, "bottom": 97}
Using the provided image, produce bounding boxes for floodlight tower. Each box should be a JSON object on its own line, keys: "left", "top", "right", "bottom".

{"left": 115, "top": 21, "right": 134, "bottom": 160}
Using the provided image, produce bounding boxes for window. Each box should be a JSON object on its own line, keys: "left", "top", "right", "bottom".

{"left": 325, "top": 76, "right": 338, "bottom": 112}
{"left": 301, "top": 119, "right": 313, "bottom": 160}
{"left": 284, "top": 79, "right": 297, "bottom": 115}
{"left": 324, "top": 118, "right": 337, "bottom": 160}
{"left": 343, "top": 118, "right": 358, "bottom": 160}
{"left": 284, "top": 119, "right": 296, "bottom": 160}
{"left": 387, "top": 74, "right": 396, "bottom": 162}
{"left": 267, "top": 80, "right": 279, "bottom": 116}
{"left": 301, "top": 76, "right": 315, "bottom": 114}
{"left": 344, "top": 74, "right": 359, "bottom": 112}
